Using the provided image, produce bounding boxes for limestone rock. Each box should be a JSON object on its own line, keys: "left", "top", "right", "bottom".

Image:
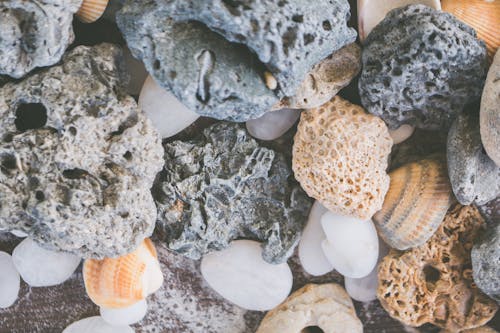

{"left": 0, "top": 44, "right": 164, "bottom": 259}
{"left": 472, "top": 223, "right": 500, "bottom": 304}
{"left": 359, "top": 4, "right": 488, "bottom": 130}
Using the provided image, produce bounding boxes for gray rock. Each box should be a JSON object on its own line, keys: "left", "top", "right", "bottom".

{"left": 160, "top": 0, "right": 357, "bottom": 97}
{"left": 472, "top": 223, "right": 500, "bottom": 304}
{"left": 116, "top": 1, "right": 278, "bottom": 122}
{"left": 359, "top": 4, "right": 488, "bottom": 130}
{"left": 447, "top": 112, "right": 500, "bottom": 205}
{"left": 478, "top": 196, "right": 500, "bottom": 227}
{"left": 0, "top": 44, "right": 164, "bottom": 259}
{"left": 0, "top": 0, "right": 82, "bottom": 79}
{"left": 153, "top": 122, "right": 311, "bottom": 264}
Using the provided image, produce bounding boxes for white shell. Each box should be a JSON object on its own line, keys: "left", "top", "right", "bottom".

{"left": 62, "top": 316, "right": 134, "bottom": 333}
{"left": 100, "top": 300, "right": 147, "bottom": 326}
{"left": 246, "top": 108, "right": 301, "bottom": 141}
{"left": 0, "top": 252, "right": 20, "bottom": 308}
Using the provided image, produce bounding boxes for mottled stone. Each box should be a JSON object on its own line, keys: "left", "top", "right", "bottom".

{"left": 478, "top": 196, "right": 500, "bottom": 226}
{"left": 153, "top": 122, "right": 311, "bottom": 264}
{"left": 0, "top": 0, "right": 82, "bottom": 78}
{"left": 359, "top": 4, "right": 488, "bottom": 130}
{"left": 0, "top": 44, "right": 164, "bottom": 259}
{"left": 472, "top": 223, "right": 500, "bottom": 304}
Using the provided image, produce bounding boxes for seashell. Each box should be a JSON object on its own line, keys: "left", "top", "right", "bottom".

{"left": 373, "top": 158, "right": 454, "bottom": 250}
{"left": 441, "top": 0, "right": 500, "bottom": 60}
{"left": 83, "top": 238, "right": 164, "bottom": 308}
{"left": 76, "top": 0, "right": 109, "bottom": 23}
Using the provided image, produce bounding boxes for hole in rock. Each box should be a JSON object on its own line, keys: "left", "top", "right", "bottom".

{"left": 63, "top": 168, "right": 89, "bottom": 180}
{"left": 322, "top": 20, "right": 331, "bottom": 30}
{"left": 3, "top": 133, "right": 13, "bottom": 143}
{"left": 221, "top": 0, "right": 243, "bottom": 16}
{"left": 35, "top": 191, "right": 45, "bottom": 201}
{"left": 292, "top": 15, "right": 303, "bottom": 23}
{"left": 423, "top": 265, "right": 440, "bottom": 291}
{"left": 15, "top": 103, "right": 48, "bottom": 132}
{"left": 0, "top": 154, "right": 17, "bottom": 175}
{"left": 123, "top": 151, "right": 132, "bottom": 160}
{"left": 301, "top": 326, "right": 324, "bottom": 333}
{"left": 68, "top": 126, "right": 77, "bottom": 136}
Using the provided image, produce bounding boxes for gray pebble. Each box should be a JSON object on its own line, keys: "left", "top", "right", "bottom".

{"left": 472, "top": 223, "right": 500, "bottom": 304}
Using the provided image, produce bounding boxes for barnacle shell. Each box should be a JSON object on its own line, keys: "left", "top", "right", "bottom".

{"left": 76, "top": 0, "right": 109, "bottom": 23}
{"left": 373, "top": 158, "right": 454, "bottom": 250}
{"left": 83, "top": 238, "right": 163, "bottom": 308}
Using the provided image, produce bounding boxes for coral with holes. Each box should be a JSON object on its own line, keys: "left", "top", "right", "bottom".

{"left": 472, "top": 223, "right": 500, "bottom": 304}
{"left": 0, "top": 44, "right": 164, "bottom": 259}
{"left": 378, "top": 204, "right": 498, "bottom": 331}
{"left": 292, "top": 96, "right": 392, "bottom": 220}
{"left": 359, "top": 4, "right": 488, "bottom": 130}
{"left": 0, "top": 0, "right": 83, "bottom": 78}
{"left": 153, "top": 122, "right": 311, "bottom": 264}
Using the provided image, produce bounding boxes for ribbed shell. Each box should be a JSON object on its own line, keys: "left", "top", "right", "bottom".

{"left": 373, "top": 158, "right": 454, "bottom": 250}
{"left": 76, "top": 0, "right": 109, "bottom": 23}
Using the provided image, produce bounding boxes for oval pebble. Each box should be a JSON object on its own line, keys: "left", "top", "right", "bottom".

{"left": 63, "top": 316, "right": 134, "bottom": 333}
{"left": 10, "top": 229, "right": 28, "bottom": 238}
{"left": 246, "top": 108, "right": 301, "bottom": 141}
{"left": 201, "top": 240, "right": 292, "bottom": 311}
{"left": 389, "top": 124, "right": 415, "bottom": 145}
{"left": 320, "top": 212, "right": 379, "bottom": 278}
{"left": 100, "top": 299, "right": 147, "bottom": 326}
{"left": 0, "top": 251, "right": 20, "bottom": 308}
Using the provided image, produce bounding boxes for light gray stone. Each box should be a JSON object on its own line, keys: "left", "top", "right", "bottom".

{"left": 472, "top": 223, "right": 500, "bottom": 304}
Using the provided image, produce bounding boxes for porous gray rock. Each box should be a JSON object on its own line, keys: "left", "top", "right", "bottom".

{"left": 359, "top": 4, "right": 488, "bottom": 130}
{"left": 447, "top": 112, "right": 500, "bottom": 205}
{"left": 0, "top": 0, "right": 82, "bottom": 79}
{"left": 116, "top": 1, "right": 278, "bottom": 122}
{"left": 472, "top": 223, "right": 500, "bottom": 304}
{"left": 153, "top": 122, "right": 311, "bottom": 264}
{"left": 0, "top": 44, "right": 164, "bottom": 259}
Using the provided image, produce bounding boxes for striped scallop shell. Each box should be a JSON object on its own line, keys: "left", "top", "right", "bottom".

{"left": 76, "top": 0, "right": 109, "bottom": 23}
{"left": 373, "top": 158, "right": 454, "bottom": 250}
{"left": 83, "top": 238, "right": 164, "bottom": 308}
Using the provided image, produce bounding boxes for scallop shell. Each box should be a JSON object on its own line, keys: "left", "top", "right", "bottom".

{"left": 373, "top": 158, "right": 454, "bottom": 250}
{"left": 76, "top": 0, "right": 109, "bottom": 23}
{"left": 441, "top": 0, "right": 500, "bottom": 60}
{"left": 83, "top": 238, "right": 164, "bottom": 309}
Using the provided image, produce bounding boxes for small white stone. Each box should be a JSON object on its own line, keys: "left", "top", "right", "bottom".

{"left": 389, "top": 124, "right": 415, "bottom": 144}
{"left": 0, "top": 251, "right": 20, "bottom": 308}
{"left": 139, "top": 75, "right": 200, "bottom": 139}
{"left": 123, "top": 48, "right": 148, "bottom": 96}
{"left": 246, "top": 108, "right": 301, "bottom": 141}
{"left": 201, "top": 240, "right": 292, "bottom": 311}
{"left": 63, "top": 316, "right": 134, "bottom": 333}
{"left": 100, "top": 299, "right": 147, "bottom": 326}
{"left": 12, "top": 238, "right": 81, "bottom": 287}
{"left": 298, "top": 201, "right": 333, "bottom": 276}
{"left": 10, "top": 229, "right": 28, "bottom": 238}
{"left": 320, "top": 212, "right": 379, "bottom": 278}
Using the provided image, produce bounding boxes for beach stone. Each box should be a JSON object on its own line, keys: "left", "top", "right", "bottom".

{"left": 472, "top": 223, "right": 500, "bottom": 304}
{"left": 447, "top": 113, "right": 500, "bottom": 205}
{"left": 63, "top": 316, "right": 134, "bottom": 333}
{"left": 246, "top": 108, "right": 301, "bottom": 141}
{"left": 0, "top": 44, "right": 164, "bottom": 259}
{"left": 478, "top": 196, "right": 500, "bottom": 226}
{"left": 389, "top": 124, "right": 415, "bottom": 145}
{"left": 0, "top": 0, "right": 82, "bottom": 78}
{"left": 153, "top": 122, "right": 311, "bottom": 264}
{"left": 0, "top": 251, "right": 20, "bottom": 308}
{"left": 359, "top": 4, "right": 488, "bottom": 130}
{"left": 100, "top": 300, "right": 148, "bottom": 326}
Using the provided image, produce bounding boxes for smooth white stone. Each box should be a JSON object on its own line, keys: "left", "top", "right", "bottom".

{"left": 246, "top": 108, "right": 301, "bottom": 141}
{"left": 298, "top": 201, "right": 333, "bottom": 276}
{"left": 100, "top": 300, "right": 147, "bottom": 326}
{"left": 12, "top": 238, "right": 81, "bottom": 287}
{"left": 201, "top": 240, "right": 292, "bottom": 311}
{"left": 320, "top": 212, "right": 379, "bottom": 278}
{"left": 63, "top": 316, "right": 134, "bottom": 333}
{"left": 389, "top": 124, "right": 415, "bottom": 144}
{"left": 123, "top": 48, "right": 148, "bottom": 96}
{"left": 10, "top": 229, "right": 28, "bottom": 238}
{"left": 0, "top": 252, "right": 20, "bottom": 308}
{"left": 139, "top": 76, "right": 200, "bottom": 139}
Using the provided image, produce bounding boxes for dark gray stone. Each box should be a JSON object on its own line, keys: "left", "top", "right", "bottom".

{"left": 153, "top": 122, "right": 311, "bottom": 264}
{"left": 359, "top": 4, "right": 488, "bottom": 130}
{"left": 478, "top": 196, "right": 500, "bottom": 227}
{"left": 116, "top": 1, "right": 279, "bottom": 122}
{"left": 447, "top": 112, "right": 500, "bottom": 205}
{"left": 472, "top": 223, "right": 500, "bottom": 304}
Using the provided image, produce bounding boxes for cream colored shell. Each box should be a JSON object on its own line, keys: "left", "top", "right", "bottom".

{"left": 76, "top": 0, "right": 109, "bottom": 23}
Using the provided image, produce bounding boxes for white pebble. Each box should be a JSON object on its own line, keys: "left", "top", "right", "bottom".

{"left": 389, "top": 124, "right": 415, "bottom": 144}
{"left": 63, "top": 316, "right": 134, "bottom": 333}
{"left": 123, "top": 48, "right": 148, "bottom": 96}
{"left": 10, "top": 229, "right": 28, "bottom": 238}
{"left": 100, "top": 300, "right": 147, "bottom": 326}
{"left": 320, "top": 212, "right": 379, "bottom": 278}
{"left": 0, "top": 252, "right": 20, "bottom": 308}
{"left": 201, "top": 240, "right": 292, "bottom": 311}
{"left": 246, "top": 108, "right": 301, "bottom": 141}
{"left": 139, "top": 75, "right": 199, "bottom": 138}
{"left": 12, "top": 238, "right": 81, "bottom": 287}
{"left": 298, "top": 201, "right": 333, "bottom": 276}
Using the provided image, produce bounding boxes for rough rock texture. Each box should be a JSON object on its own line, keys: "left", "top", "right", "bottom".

{"left": 116, "top": 1, "right": 278, "bottom": 122}
{"left": 472, "top": 223, "right": 500, "bottom": 304}
{"left": 0, "top": 44, "right": 164, "bottom": 259}
{"left": 0, "top": 0, "right": 83, "bottom": 78}
{"left": 161, "top": 0, "right": 357, "bottom": 97}
{"left": 359, "top": 4, "right": 488, "bottom": 130}
{"left": 447, "top": 112, "right": 500, "bottom": 205}
{"left": 153, "top": 122, "right": 311, "bottom": 264}
{"left": 293, "top": 96, "right": 392, "bottom": 220}
{"left": 478, "top": 197, "right": 500, "bottom": 226}
{"left": 378, "top": 204, "right": 498, "bottom": 331}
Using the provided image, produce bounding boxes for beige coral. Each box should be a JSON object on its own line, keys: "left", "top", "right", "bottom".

{"left": 292, "top": 96, "right": 393, "bottom": 220}
{"left": 378, "top": 204, "right": 498, "bottom": 331}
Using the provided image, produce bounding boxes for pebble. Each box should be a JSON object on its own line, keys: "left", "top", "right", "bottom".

{"left": 200, "top": 240, "right": 293, "bottom": 311}
{"left": 63, "top": 316, "right": 134, "bottom": 333}
{"left": 389, "top": 124, "right": 415, "bottom": 145}
{"left": 298, "top": 201, "right": 333, "bottom": 276}
{"left": 0, "top": 251, "right": 20, "bottom": 308}
{"left": 246, "top": 109, "right": 301, "bottom": 141}
{"left": 123, "top": 47, "right": 148, "bottom": 96}
{"left": 472, "top": 223, "right": 500, "bottom": 303}
{"left": 139, "top": 75, "right": 200, "bottom": 139}
{"left": 12, "top": 238, "right": 81, "bottom": 287}
{"left": 320, "top": 212, "right": 379, "bottom": 279}
{"left": 10, "top": 229, "right": 28, "bottom": 238}
{"left": 100, "top": 300, "right": 148, "bottom": 326}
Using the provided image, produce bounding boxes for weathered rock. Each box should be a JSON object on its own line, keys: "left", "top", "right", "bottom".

{"left": 478, "top": 196, "right": 500, "bottom": 226}
{"left": 0, "top": 44, "right": 164, "bottom": 259}
{"left": 359, "top": 4, "right": 488, "bottom": 130}
{"left": 153, "top": 122, "right": 311, "bottom": 264}
{"left": 0, "top": 0, "right": 82, "bottom": 78}
{"left": 447, "top": 112, "right": 500, "bottom": 205}
{"left": 472, "top": 223, "right": 500, "bottom": 304}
